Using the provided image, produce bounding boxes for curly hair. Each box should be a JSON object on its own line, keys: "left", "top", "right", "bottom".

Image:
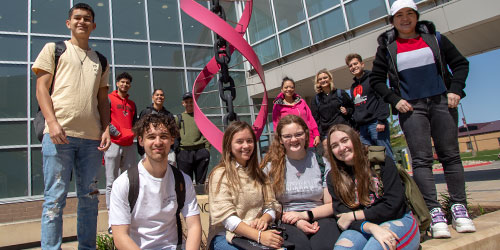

{"left": 314, "top": 69, "right": 334, "bottom": 93}
{"left": 261, "top": 115, "right": 310, "bottom": 196}
{"left": 345, "top": 53, "right": 363, "bottom": 66}
{"left": 132, "top": 113, "right": 179, "bottom": 140}
{"left": 326, "top": 124, "right": 374, "bottom": 208}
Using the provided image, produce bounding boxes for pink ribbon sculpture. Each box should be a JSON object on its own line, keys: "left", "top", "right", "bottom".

{"left": 180, "top": 0, "right": 268, "bottom": 153}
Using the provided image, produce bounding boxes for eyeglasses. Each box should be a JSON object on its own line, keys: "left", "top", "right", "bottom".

{"left": 281, "top": 131, "right": 306, "bottom": 140}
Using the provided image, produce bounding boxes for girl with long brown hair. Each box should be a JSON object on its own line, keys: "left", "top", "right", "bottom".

{"left": 261, "top": 115, "right": 340, "bottom": 250}
{"left": 207, "top": 121, "right": 282, "bottom": 250}
{"left": 326, "top": 124, "right": 419, "bottom": 250}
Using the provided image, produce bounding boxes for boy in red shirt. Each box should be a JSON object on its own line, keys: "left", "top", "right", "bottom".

{"left": 105, "top": 72, "right": 137, "bottom": 211}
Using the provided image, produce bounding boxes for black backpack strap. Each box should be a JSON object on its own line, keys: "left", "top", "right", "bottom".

{"left": 335, "top": 89, "right": 344, "bottom": 106}
{"left": 171, "top": 165, "right": 186, "bottom": 249}
{"left": 95, "top": 50, "right": 108, "bottom": 76}
{"left": 127, "top": 165, "right": 140, "bottom": 213}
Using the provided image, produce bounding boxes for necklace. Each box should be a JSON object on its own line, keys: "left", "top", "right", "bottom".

{"left": 70, "top": 42, "right": 89, "bottom": 65}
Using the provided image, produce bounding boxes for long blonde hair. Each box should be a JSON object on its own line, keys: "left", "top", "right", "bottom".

{"left": 260, "top": 115, "right": 310, "bottom": 196}
{"left": 314, "top": 69, "right": 334, "bottom": 93}
{"left": 208, "top": 121, "right": 268, "bottom": 198}
{"left": 326, "top": 124, "right": 373, "bottom": 208}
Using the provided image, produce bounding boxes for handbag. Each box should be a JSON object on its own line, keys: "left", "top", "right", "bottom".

{"left": 231, "top": 225, "right": 295, "bottom": 250}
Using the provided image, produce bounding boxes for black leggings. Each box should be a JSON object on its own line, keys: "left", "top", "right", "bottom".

{"left": 282, "top": 217, "right": 340, "bottom": 250}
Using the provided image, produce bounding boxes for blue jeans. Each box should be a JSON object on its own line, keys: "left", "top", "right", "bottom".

{"left": 399, "top": 94, "right": 465, "bottom": 209}
{"left": 358, "top": 120, "right": 394, "bottom": 161}
{"left": 334, "top": 212, "right": 420, "bottom": 250}
{"left": 41, "top": 134, "right": 102, "bottom": 250}
{"left": 210, "top": 235, "right": 244, "bottom": 250}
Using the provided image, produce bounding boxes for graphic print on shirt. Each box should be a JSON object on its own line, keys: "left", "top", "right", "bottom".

{"left": 117, "top": 104, "right": 133, "bottom": 117}
{"left": 352, "top": 85, "right": 367, "bottom": 106}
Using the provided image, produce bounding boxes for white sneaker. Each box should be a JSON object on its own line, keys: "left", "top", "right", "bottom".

{"left": 451, "top": 204, "right": 476, "bottom": 233}
{"left": 430, "top": 207, "right": 451, "bottom": 238}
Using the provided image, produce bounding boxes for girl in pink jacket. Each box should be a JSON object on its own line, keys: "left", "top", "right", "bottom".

{"left": 272, "top": 77, "right": 320, "bottom": 147}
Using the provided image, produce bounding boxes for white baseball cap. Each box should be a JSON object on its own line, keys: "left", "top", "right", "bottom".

{"left": 390, "top": 0, "right": 418, "bottom": 16}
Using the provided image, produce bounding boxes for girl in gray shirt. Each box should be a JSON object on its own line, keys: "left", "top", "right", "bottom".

{"left": 261, "top": 115, "right": 340, "bottom": 250}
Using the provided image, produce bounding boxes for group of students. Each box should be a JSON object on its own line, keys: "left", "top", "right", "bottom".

{"left": 207, "top": 0, "right": 476, "bottom": 250}
{"left": 35, "top": 0, "right": 476, "bottom": 249}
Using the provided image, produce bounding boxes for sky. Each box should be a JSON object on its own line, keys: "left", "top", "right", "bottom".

{"left": 458, "top": 48, "right": 500, "bottom": 125}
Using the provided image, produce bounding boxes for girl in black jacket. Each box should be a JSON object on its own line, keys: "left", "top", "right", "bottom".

{"left": 326, "top": 124, "right": 419, "bottom": 250}
{"left": 370, "top": 0, "right": 475, "bottom": 239}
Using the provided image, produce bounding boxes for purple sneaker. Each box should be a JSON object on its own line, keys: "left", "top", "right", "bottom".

{"left": 451, "top": 204, "right": 476, "bottom": 233}
{"left": 430, "top": 207, "right": 451, "bottom": 238}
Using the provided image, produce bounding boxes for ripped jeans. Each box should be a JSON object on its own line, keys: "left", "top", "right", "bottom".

{"left": 334, "top": 212, "right": 420, "bottom": 250}
{"left": 41, "top": 134, "right": 102, "bottom": 250}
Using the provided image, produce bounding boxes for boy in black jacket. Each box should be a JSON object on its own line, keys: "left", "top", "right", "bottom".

{"left": 346, "top": 53, "right": 394, "bottom": 160}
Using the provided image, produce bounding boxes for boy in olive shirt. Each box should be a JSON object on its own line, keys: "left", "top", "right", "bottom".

{"left": 175, "top": 92, "right": 211, "bottom": 185}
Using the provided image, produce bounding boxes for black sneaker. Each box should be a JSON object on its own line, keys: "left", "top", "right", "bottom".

{"left": 108, "top": 227, "right": 112, "bottom": 234}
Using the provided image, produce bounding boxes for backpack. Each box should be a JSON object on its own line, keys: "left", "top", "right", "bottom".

{"left": 315, "top": 89, "right": 357, "bottom": 129}
{"left": 368, "top": 146, "right": 431, "bottom": 240}
{"left": 33, "top": 41, "right": 107, "bottom": 142}
{"left": 128, "top": 164, "right": 186, "bottom": 249}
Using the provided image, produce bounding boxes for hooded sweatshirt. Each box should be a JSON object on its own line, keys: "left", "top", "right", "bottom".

{"left": 272, "top": 92, "right": 320, "bottom": 147}
{"left": 108, "top": 90, "right": 136, "bottom": 146}
{"left": 350, "top": 70, "right": 390, "bottom": 125}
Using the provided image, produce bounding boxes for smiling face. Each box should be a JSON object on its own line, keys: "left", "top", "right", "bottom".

{"left": 280, "top": 122, "right": 307, "bottom": 155}
{"left": 392, "top": 8, "right": 418, "bottom": 39}
{"left": 281, "top": 80, "right": 296, "bottom": 99}
{"left": 230, "top": 128, "right": 255, "bottom": 166}
{"left": 348, "top": 58, "right": 365, "bottom": 78}
{"left": 152, "top": 90, "right": 165, "bottom": 106}
{"left": 182, "top": 98, "right": 194, "bottom": 113}
{"left": 139, "top": 124, "right": 174, "bottom": 163}
{"left": 317, "top": 72, "right": 333, "bottom": 92}
{"left": 329, "top": 130, "right": 355, "bottom": 166}
{"left": 116, "top": 78, "right": 131, "bottom": 94}
{"left": 66, "top": 8, "right": 96, "bottom": 39}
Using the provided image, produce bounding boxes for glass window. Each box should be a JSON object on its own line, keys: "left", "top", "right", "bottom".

{"left": 305, "top": 0, "right": 340, "bottom": 17}
{"left": 90, "top": 39, "right": 112, "bottom": 63}
{"left": 0, "top": 35, "right": 27, "bottom": 62}
{"left": 112, "top": 0, "right": 147, "bottom": 40}
{"left": 147, "top": 0, "right": 181, "bottom": 42}
{"left": 229, "top": 50, "right": 244, "bottom": 70}
{"left": 0, "top": 64, "right": 27, "bottom": 118}
{"left": 86, "top": 0, "right": 110, "bottom": 38}
{"left": 31, "top": 0, "right": 70, "bottom": 35}
{"left": 279, "top": 23, "right": 310, "bottom": 56}
{"left": 114, "top": 41, "right": 148, "bottom": 66}
{"left": 219, "top": 1, "right": 238, "bottom": 29}
{"left": 0, "top": 122, "right": 27, "bottom": 146}
{"left": 0, "top": 149, "right": 28, "bottom": 198}
{"left": 187, "top": 70, "right": 220, "bottom": 115}
{"left": 253, "top": 37, "right": 279, "bottom": 65}
{"left": 184, "top": 45, "right": 212, "bottom": 68}
{"left": 230, "top": 72, "right": 250, "bottom": 114}
{"left": 181, "top": 6, "right": 213, "bottom": 45}
{"left": 30, "top": 72, "right": 37, "bottom": 119}
{"left": 30, "top": 36, "right": 59, "bottom": 63}
{"left": 116, "top": 68, "right": 152, "bottom": 113}
{"left": 273, "top": 0, "right": 305, "bottom": 31}
{"left": 310, "top": 8, "right": 346, "bottom": 43}
{"left": 248, "top": 0, "right": 275, "bottom": 43}
{"left": 0, "top": 1, "right": 28, "bottom": 32}
{"left": 151, "top": 43, "right": 183, "bottom": 67}
{"left": 345, "top": 0, "right": 387, "bottom": 29}
{"left": 31, "top": 148, "right": 44, "bottom": 196}
{"left": 152, "top": 69, "right": 185, "bottom": 115}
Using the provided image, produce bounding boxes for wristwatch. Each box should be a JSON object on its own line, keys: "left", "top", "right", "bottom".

{"left": 307, "top": 210, "right": 314, "bottom": 222}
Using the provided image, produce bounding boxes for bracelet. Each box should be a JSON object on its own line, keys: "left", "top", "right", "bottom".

{"left": 360, "top": 221, "right": 368, "bottom": 234}
{"left": 353, "top": 211, "right": 357, "bottom": 221}
{"left": 257, "top": 230, "right": 262, "bottom": 244}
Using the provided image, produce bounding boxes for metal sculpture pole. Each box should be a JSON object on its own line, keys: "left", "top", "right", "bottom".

{"left": 180, "top": 0, "right": 268, "bottom": 153}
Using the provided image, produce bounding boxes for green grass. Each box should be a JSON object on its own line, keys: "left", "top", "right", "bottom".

{"left": 460, "top": 149, "right": 500, "bottom": 162}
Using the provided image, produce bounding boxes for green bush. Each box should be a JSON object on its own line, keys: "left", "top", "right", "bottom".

{"left": 96, "top": 233, "right": 116, "bottom": 250}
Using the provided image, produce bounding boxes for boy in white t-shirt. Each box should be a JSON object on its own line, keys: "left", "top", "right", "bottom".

{"left": 109, "top": 113, "right": 201, "bottom": 250}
